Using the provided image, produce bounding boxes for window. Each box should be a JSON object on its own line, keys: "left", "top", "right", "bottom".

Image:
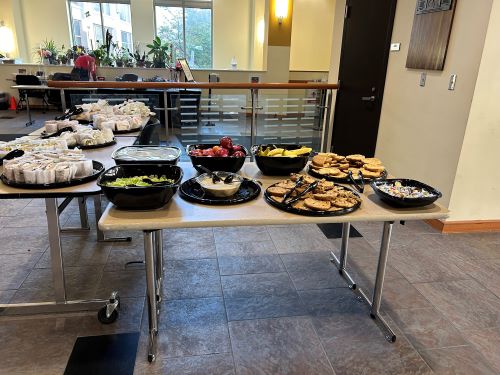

{"left": 155, "top": 0, "right": 212, "bottom": 69}
{"left": 121, "top": 31, "right": 133, "bottom": 51}
{"left": 69, "top": 1, "right": 133, "bottom": 51}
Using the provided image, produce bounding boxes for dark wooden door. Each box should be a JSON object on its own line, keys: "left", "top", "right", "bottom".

{"left": 331, "top": 0, "right": 397, "bottom": 157}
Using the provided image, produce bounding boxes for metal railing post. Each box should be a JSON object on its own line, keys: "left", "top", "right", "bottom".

{"left": 250, "top": 88, "right": 258, "bottom": 159}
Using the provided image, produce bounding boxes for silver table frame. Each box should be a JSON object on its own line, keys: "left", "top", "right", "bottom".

{"left": 138, "top": 220, "right": 397, "bottom": 362}
{"left": 0, "top": 194, "right": 129, "bottom": 317}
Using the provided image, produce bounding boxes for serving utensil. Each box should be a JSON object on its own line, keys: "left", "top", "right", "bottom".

{"left": 0, "top": 149, "right": 24, "bottom": 163}
{"left": 196, "top": 165, "right": 235, "bottom": 184}
{"left": 348, "top": 170, "right": 365, "bottom": 193}
{"left": 285, "top": 181, "right": 319, "bottom": 206}
{"left": 55, "top": 106, "right": 84, "bottom": 121}
{"left": 282, "top": 176, "right": 304, "bottom": 202}
{"left": 41, "top": 126, "right": 74, "bottom": 139}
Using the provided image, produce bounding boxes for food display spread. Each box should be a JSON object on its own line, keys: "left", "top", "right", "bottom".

{"left": 265, "top": 173, "right": 361, "bottom": 215}
{"left": 309, "top": 153, "right": 387, "bottom": 180}
{"left": 2, "top": 149, "right": 95, "bottom": 184}
{"left": 44, "top": 121, "right": 115, "bottom": 148}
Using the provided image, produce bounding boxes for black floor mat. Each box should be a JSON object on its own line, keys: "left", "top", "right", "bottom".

{"left": 317, "top": 223, "right": 362, "bottom": 239}
{"left": 0, "top": 134, "right": 29, "bottom": 141}
{"left": 64, "top": 332, "right": 140, "bottom": 375}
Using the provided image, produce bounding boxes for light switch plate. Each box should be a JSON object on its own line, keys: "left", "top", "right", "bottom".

{"left": 390, "top": 43, "right": 401, "bottom": 51}
{"left": 420, "top": 72, "right": 427, "bottom": 87}
{"left": 449, "top": 74, "right": 457, "bottom": 90}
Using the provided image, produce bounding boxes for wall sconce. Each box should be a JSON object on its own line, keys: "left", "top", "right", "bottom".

{"left": 275, "top": 0, "right": 288, "bottom": 25}
{"left": 0, "top": 21, "right": 15, "bottom": 57}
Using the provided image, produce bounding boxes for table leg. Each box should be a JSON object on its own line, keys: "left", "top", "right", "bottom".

{"left": 46, "top": 197, "right": 66, "bottom": 302}
{"left": 330, "top": 222, "right": 356, "bottom": 289}
{"left": 60, "top": 88, "right": 66, "bottom": 112}
{"left": 60, "top": 197, "right": 91, "bottom": 232}
{"left": 368, "top": 221, "right": 396, "bottom": 342}
{"left": 25, "top": 93, "right": 34, "bottom": 126}
{"left": 93, "top": 195, "right": 132, "bottom": 243}
{"left": 0, "top": 198, "right": 117, "bottom": 316}
{"left": 144, "top": 230, "right": 159, "bottom": 363}
{"left": 154, "top": 230, "right": 164, "bottom": 305}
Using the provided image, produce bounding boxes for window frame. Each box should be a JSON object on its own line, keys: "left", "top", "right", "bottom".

{"left": 68, "top": 0, "right": 133, "bottom": 51}
{"left": 153, "top": 0, "right": 213, "bottom": 69}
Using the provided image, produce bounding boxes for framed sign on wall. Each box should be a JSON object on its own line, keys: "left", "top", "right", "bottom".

{"left": 406, "top": 0, "right": 457, "bottom": 70}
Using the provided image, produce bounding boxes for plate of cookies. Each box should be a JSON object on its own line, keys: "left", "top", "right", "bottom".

{"left": 308, "top": 153, "right": 387, "bottom": 182}
{"left": 264, "top": 174, "right": 362, "bottom": 216}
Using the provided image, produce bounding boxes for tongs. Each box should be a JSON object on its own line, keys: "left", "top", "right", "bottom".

{"left": 0, "top": 149, "right": 24, "bottom": 163}
{"left": 41, "top": 126, "right": 74, "bottom": 139}
{"left": 282, "top": 176, "right": 304, "bottom": 202}
{"left": 285, "top": 181, "right": 319, "bottom": 206}
{"left": 55, "top": 106, "right": 84, "bottom": 121}
{"left": 348, "top": 170, "right": 365, "bottom": 193}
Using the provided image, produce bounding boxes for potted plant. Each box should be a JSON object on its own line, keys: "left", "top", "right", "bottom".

{"left": 35, "top": 39, "right": 59, "bottom": 64}
{"left": 114, "top": 46, "right": 131, "bottom": 67}
{"left": 133, "top": 43, "right": 147, "bottom": 68}
{"left": 147, "top": 36, "right": 170, "bottom": 68}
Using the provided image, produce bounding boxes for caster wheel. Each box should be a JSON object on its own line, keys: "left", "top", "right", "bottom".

{"left": 98, "top": 306, "right": 119, "bottom": 324}
{"left": 148, "top": 354, "right": 155, "bottom": 363}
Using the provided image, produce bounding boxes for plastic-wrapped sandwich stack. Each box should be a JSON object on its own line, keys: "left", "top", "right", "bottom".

{"left": 44, "top": 119, "right": 81, "bottom": 134}
{"left": 0, "top": 138, "right": 68, "bottom": 155}
{"left": 3, "top": 149, "right": 94, "bottom": 184}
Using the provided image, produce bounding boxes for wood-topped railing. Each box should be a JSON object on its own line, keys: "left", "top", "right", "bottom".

{"left": 47, "top": 81, "right": 339, "bottom": 90}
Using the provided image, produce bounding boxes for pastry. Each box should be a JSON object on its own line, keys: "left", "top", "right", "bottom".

{"left": 267, "top": 187, "right": 289, "bottom": 197}
{"left": 304, "top": 198, "right": 331, "bottom": 211}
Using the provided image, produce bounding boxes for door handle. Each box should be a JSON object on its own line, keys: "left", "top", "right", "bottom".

{"left": 361, "top": 95, "right": 376, "bottom": 102}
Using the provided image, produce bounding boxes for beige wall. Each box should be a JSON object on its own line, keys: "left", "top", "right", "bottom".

{"left": 20, "top": 0, "right": 71, "bottom": 63}
{"left": 375, "top": 0, "right": 493, "bottom": 208}
{"left": 447, "top": 0, "right": 500, "bottom": 221}
{"left": 130, "top": 0, "right": 155, "bottom": 51}
{"left": 290, "top": 0, "right": 335, "bottom": 71}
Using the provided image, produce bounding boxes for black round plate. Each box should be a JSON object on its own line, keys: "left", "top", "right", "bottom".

{"left": 179, "top": 178, "right": 261, "bottom": 205}
{"left": 308, "top": 165, "right": 387, "bottom": 183}
{"left": 1, "top": 160, "right": 104, "bottom": 189}
{"left": 70, "top": 140, "right": 117, "bottom": 150}
{"left": 264, "top": 183, "right": 361, "bottom": 217}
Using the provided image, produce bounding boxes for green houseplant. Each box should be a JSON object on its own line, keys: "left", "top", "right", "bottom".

{"left": 114, "top": 47, "right": 131, "bottom": 67}
{"left": 147, "top": 36, "right": 170, "bottom": 68}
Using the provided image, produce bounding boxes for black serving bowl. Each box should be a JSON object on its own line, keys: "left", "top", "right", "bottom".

{"left": 112, "top": 146, "right": 181, "bottom": 166}
{"left": 187, "top": 144, "right": 248, "bottom": 173}
{"left": 251, "top": 144, "right": 311, "bottom": 175}
{"left": 97, "top": 164, "right": 183, "bottom": 210}
{"left": 370, "top": 179, "right": 442, "bottom": 208}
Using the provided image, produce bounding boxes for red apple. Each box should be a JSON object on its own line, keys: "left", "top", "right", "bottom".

{"left": 216, "top": 148, "right": 229, "bottom": 157}
{"left": 219, "top": 136, "right": 233, "bottom": 149}
{"left": 232, "top": 151, "right": 246, "bottom": 158}
{"left": 231, "top": 145, "right": 244, "bottom": 153}
{"left": 189, "top": 149, "right": 203, "bottom": 156}
{"left": 202, "top": 149, "right": 215, "bottom": 157}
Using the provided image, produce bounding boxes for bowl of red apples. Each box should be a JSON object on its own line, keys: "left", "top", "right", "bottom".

{"left": 187, "top": 137, "right": 248, "bottom": 173}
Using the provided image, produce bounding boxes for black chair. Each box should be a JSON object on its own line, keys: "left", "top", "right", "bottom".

{"left": 15, "top": 75, "right": 49, "bottom": 113}
{"left": 47, "top": 73, "right": 73, "bottom": 111}
{"left": 135, "top": 120, "right": 161, "bottom": 145}
{"left": 120, "top": 74, "right": 139, "bottom": 82}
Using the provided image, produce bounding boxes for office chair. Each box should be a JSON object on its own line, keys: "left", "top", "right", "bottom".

{"left": 120, "top": 73, "right": 139, "bottom": 82}
{"left": 135, "top": 119, "right": 161, "bottom": 145}
{"left": 15, "top": 75, "right": 50, "bottom": 113}
{"left": 47, "top": 73, "right": 73, "bottom": 111}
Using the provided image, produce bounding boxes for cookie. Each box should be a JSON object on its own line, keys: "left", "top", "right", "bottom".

{"left": 346, "top": 154, "right": 365, "bottom": 162}
{"left": 276, "top": 181, "right": 296, "bottom": 189}
{"left": 335, "top": 172, "right": 348, "bottom": 179}
{"left": 312, "top": 155, "right": 328, "bottom": 167}
{"left": 317, "top": 167, "right": 340, "bottom": 176}
{"left": 304, "top": 198, "right": 331, "bottom": 211}
{"left": 292, "top": 200, "right": 309, "bottom": 210}
{"left": 364, "top": 164, "right": 385, "bottom": 172}
{"left": 314, "top": 191, "right": 338, "bottom": 201}
{"left": 362, "top": 157, "right": 382, "bottom": 165}
{"left": 267, "top": 187, "right": 289, "bottom": 196}
{"left": 271, "top": 195, "right": 284, "bottom": 203}
{"left": 338, "top": 163, "right": 350, "bottom": 170}
{"left": 359, "top": 168, "right": 381, "bottom": 178}
{"left": 332, "top": 199, "right": 356, "bottom": 208}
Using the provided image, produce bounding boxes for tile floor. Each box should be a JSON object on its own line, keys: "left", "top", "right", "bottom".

{"left": 0, "top": 198, "right": 499, "bottom": 374}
